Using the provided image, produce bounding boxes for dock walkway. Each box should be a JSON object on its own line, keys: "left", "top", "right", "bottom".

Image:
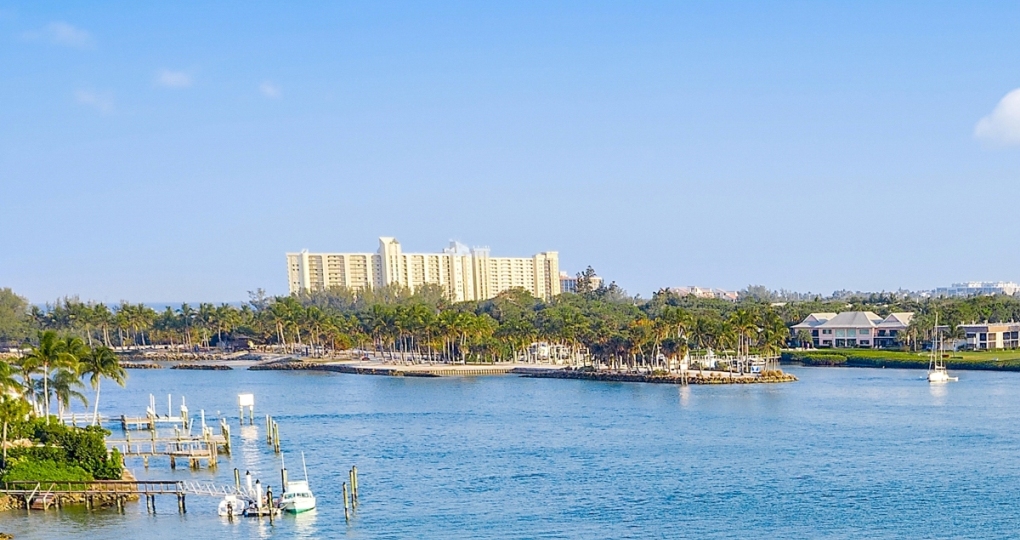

{"left": 0, "top": 480, "right": 234, "bottom": 512}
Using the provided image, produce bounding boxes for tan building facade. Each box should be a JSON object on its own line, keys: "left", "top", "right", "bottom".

{"left": 287, "top": 237, "right": 560, "bottom": 301}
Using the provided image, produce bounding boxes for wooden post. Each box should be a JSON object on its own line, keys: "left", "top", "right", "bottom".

{"left": 181, "top": 494, "right": 186, "bottom": 514}
{"left": 349, "top": 468, "right": 355, "bottom": 507}
{"left": 266, "top": 415, "right": 271, "bottom": 444}
{"left": 352, "top": 465, "right": 358, "bottom": 502}
{"left": 273, "top": 422, "right": 280, "bottom": 453}
{"left": 343, "top": 482, "right": 349, "bottom": 522}
{"left": 234, "top": 468, "right": 241, "bottom": 491}
{"left": 267, "top": 486, "right": 274, "bottom": 523}
{"left": 239, "top": 405, "right": 244, "bottom": 425}
{"left": 170, "top": 456, "right": 176, "bottom": 470}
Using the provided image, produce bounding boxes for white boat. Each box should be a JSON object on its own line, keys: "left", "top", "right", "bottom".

{"left": 927, "top": 314, "right": 958, "bottom": 384}
{"left": 278, "top": 452, "right": 316, "bottom": 514}
{"left": 218, "top": 494, "right": 244, "bottom": 517}
{"left": 279, "top": 480, "right": 317, "bottom": 513}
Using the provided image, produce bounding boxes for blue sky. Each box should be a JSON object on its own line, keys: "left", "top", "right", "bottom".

{"left": 2, "top": 1, "right": 1020, "bottom": 303}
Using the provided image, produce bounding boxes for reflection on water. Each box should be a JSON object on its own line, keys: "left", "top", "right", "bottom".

{"left": 928, "top": 381, "right": 949, "bottom": 401}
{"left": 291, "top": 509, "right": 318, "bottom": 538}
{"left": 4, "top": 367, "right": 1020, "bottom": 539}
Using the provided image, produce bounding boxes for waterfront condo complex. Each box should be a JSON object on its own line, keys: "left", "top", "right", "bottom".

{"left": 287, "top": 237, "right": 561, "bottom": 301}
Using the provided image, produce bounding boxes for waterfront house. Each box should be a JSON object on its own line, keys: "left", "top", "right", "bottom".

{"left": 958, "top": 322, "right": 1020, "bottom": 350}
{"left": 792, "top": 311, "right": 913, "bottom": 348}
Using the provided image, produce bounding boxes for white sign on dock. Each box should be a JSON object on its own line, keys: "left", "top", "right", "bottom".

{"left": 238, "top": 393, "right": 255, "bottom": 425}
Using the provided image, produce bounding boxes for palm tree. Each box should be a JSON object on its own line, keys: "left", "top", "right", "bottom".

{"left": 23, "top": 330, "right": 80, "bottom": 421}
{"left": 50, "top": 368, "right": 88, "bottom": 417}
{"left": 79, "top": 346, "right": 126, "bottom": 425}
{"left": 0, "top": 360, "right": 20, "bottom": 396}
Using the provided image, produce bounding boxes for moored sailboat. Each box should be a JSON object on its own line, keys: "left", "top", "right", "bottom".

{"left": 928, "top": 314, "right": 958, "bottom": 384}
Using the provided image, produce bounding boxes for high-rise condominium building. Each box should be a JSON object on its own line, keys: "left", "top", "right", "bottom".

{"left": 287, "top": 237, "right": 561, "bottom": 301}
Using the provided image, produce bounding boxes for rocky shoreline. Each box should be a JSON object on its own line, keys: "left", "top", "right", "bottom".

{"left": 170, "top": 364, "right": 233, "bottom": 370}
{"left": 119, "top": 362, "right": 163, "bottom": 369}
{"left": 521, "top": 369, "right": 798, "bottom": 385}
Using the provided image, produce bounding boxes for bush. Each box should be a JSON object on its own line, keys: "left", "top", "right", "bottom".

{"left": 782, "top": 351, "right": 847, "bottom": 366}
{"left": 0, "top": 458, "right": 93, "bottom": 483}
{"left": 0, "top": 419, "right": 122, "bottom": 481}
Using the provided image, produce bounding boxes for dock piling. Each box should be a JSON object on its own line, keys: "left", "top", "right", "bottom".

{"left": 352, "top": 465, "right": 358, "bottom": 503}
{"left": 349, "top": 468, "right": 356, "bottom": 507}
{"left": 343, "top": 482, "right": 350, "bottom": 522}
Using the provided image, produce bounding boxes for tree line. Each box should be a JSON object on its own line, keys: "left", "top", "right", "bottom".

{"left": 4, "top": 282, "right": 1020, "bottom": 370}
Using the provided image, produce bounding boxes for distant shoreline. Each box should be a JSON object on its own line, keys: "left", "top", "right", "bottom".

{"left": 782, "top": 350, "right": 1020, "bottom": 372}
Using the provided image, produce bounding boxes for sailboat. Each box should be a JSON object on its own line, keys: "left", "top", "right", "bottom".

{"left": 278, "top": 452, "right": 317, "bottom": 513}
{"left": 927, "top": 314, "right": 958, "bottom": 384}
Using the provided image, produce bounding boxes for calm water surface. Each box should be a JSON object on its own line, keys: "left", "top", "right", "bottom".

{"left": 4, "top": 366, "right": 1020, "bottom": 539}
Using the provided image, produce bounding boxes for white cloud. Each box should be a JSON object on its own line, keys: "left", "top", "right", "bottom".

{"left": 156, "top": 69, "right": 193, "bottom": 88}
{"left": 23, "top": 21, "right": 94, "bottom": 48}
{"left": 260, "top": 81, "right": 281, "bottom": 99}
{"left": 975, "top": 88, "right": 1020, "bottom": 146}
{"left": 74, "top": 90, "right": 113, "bottom": 114}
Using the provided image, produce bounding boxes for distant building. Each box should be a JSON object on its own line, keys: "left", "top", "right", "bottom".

{"left": 559, "top": 271, "right": 603, "bottom": 293}
{"left": 669, "top": 286, "right": 739, "bottom": 302}
{"left": 933, "top": 281, "right": 1020, "bottom": 297}
{"left": 287, "top": 237, "right": 560, "bottom": 301}
{"left": 792, "top": 311, "right": 913, "bottom": 348}
{"left": 959, "top": 322, "right": 1020, "bottom": 350}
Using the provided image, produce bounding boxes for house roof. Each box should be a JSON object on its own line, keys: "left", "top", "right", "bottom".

{"left": 817, "top": 311, "right": 884, "bottom": 328}
{"left": 877, "top": 312, "right": 913, "bottom": 327}
{"left": 791, "top": 313, "right": 837, "bottom": 329}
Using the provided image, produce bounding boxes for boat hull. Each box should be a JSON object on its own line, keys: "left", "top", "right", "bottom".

{"left": 281, "top": 498, "right": 316, "bottom": 513}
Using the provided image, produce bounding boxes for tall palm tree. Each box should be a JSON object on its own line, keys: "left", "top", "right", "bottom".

{"left": 79, "top": 346, "right": 126, "bottom": 425}
{"left": 50, "top": 369, "right": 88, "bottom": 417}
{"left": 23, "top": 330, "right": 80, "bottom": 421}
{"left": 0, "top": 360, "right": 20, "bottom": 396}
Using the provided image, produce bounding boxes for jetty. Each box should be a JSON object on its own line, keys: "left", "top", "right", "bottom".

{"left": 106, "top": 428, "right": 230, "bottom": 470}
{"left": 521, "top": 368, "right": 798, "bottom": 385}
{"left": 0, "top": 480, "right": 243, "bottom": 513}
{"left": 249, "top": 359, "right": 796, "bottom": 384}
{"left": 250, "top": 359, "right": 555, "bottom": 377}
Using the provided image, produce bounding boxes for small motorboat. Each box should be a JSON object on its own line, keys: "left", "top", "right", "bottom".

{"left": 278, "top": 480, "right": 317, "bottom": 513}
{"left": 278, "top": 452, "right": 317, "bottom": 514}
{"left": 218, "top": 494, "right": 244, "bottom": 517}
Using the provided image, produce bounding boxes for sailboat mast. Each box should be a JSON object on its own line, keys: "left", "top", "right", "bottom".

{"left": 302, "top": 451, "right": 309, "bottom": 483}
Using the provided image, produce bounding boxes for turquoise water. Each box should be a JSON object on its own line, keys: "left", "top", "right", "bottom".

{"left": 4, "top": 366, "right": 1020, "bottom": 539}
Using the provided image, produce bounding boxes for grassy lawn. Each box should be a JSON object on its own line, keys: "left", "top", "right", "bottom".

{"left": 781, "top": 348, "right": 1020, "bottom": 371}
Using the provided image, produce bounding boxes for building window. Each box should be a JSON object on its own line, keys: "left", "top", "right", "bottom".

{"left": 835, "top": 330, "right": 846, "bottom": 337}
{"left": 859, "top": 329, "right": 869, "bottom": 335}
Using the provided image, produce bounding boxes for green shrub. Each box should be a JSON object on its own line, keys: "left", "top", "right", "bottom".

{"left": 782, "top": 351, "right": 847, "bottom": 366}
{"left": 0, "top": 458, "right": 93, "bottom": 483}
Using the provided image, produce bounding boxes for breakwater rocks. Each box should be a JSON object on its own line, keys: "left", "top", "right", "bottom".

{"left": 0, "top": 494, "right": 17, "bottom": 511}
{"left": 120, "top": 362, "right": 163, "bottom": 369}
{"left": 170, "top": 364, "right": 232, "bottom": 370}
{"left": 249, "top": 359, "right": 320, "bottom": 371}
{"left": 521, "top": 369, "right": 798, "bottom": 385}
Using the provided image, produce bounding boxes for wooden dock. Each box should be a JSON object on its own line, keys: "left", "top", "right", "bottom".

{"left": 0, "top": 480, "right": 202, "bottom": 512}
{"left": 107, "top": 424, "right": 232, "bottom": 470}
